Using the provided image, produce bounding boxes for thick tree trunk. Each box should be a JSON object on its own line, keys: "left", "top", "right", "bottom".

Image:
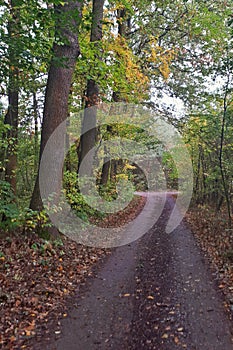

{"left": 77, "top": 0, "right": 104, "bottom": 176}
{"left": 30, "top": 0, "right": 83, "bottom": 211}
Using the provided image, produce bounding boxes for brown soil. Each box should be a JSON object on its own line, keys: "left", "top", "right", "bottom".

{"left": 39, "top": 196, "right": 233, "bottom": 350}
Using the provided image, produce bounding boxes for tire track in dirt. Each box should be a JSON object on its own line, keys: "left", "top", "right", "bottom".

{"left": 44, "top": 195, "right": 233, "bottom": 350}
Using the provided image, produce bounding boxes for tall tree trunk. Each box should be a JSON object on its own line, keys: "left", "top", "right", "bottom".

{"left": 99, "top": 124, "right": 113, "bottom": 186}
{"left": 4, "top": 0, "right": 19, "bottom": 195}
{"left": 30, "top": 0, "right": 83, "bottom": 211}
{"left": 33, "top": 92, "right": 39, "bottom": 174}
{"left": 111, "top": 8, "right": 131, "bottom": 103}
{"left": 105, "top": 7, "right": 131, "bottom": 183}
{"left": 77, "top": 0, "right": 104, "bottom": 177}
{"left": 219, "top": 74, "right": 231, "bottom": 226}
{"left": 99, "top": 157, "right": 111, "bottom": 186}
{"left": 4, "top": 88, "right": 18, "bottom": 195}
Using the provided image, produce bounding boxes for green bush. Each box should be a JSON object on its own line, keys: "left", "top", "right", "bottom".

{"left": 0, "top": 180, "right": 19, "bottom": 230}
{"left": 0, "top": 180, "right": 52, "bottom": 234}
{"left": 63, "top": 171, "right": 105, "bottom": 221}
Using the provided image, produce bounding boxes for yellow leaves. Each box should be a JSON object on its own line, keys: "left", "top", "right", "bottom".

{"left": 82, "top": 3, "right": 92, "bottom": 17}
{"left": 147, "top": 295, "right": 154, "bottom": 300}
{"left": 107, "top": 2, "right": 130, "bottom": 13}
{"left": 104, "top": 35, "right": 149, "bottom": 101}
{"left": 146, "top": 36, "right": 176, "bottom": 80}
{"left": 124, "top": 163, "right": 136, "bottom": 170}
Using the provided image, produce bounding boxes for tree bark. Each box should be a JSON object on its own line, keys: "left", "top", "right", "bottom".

{"left": 219, "top": 74, "right": 231, "bottom": 226}
{"left": 77, "top": 0, "right": 104, "bottom": 177}
{"left": 33, "top": 92, "right": 39, "bottom": 174}
{"left": 103, "top": 7, "right": 131, "bottom": 183}
{"left": 99, "top": 158, "right": 111, "bottom": 186}
{"left": 4, "top": 0, "right": 19, "bottom": 195}
{"left": 4, "top": 88, "right": 18, "bottom": 195}
{"left": 30, "top": 0, "right": 83, "bottom": 211}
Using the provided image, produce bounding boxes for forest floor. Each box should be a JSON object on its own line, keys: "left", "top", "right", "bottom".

{"left": 0, "top": 196, "right": 146, "bottom": 349}
{"left": 186, "top": 204, "right": 233, "bottom": 319}
{"left": 0, "top": 195, "right": 233, "bottom": 349}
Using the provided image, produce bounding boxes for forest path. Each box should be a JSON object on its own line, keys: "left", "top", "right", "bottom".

{"left": 44, "top": 195, "right": 233, "bottom": 350}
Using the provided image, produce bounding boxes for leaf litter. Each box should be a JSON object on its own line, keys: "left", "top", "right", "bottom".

{"left": 186, "top": 206, "right": 233, "bottom": 319}
{"left": 0, "top": 195, "right": 146, "bottom": 349}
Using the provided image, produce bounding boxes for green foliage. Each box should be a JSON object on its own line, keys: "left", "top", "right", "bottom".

{"left": 63, "top": 171, "right": 104, "bottom": 221}
{"left": 0, "top": 180, "right": 19, "bottom": 230}
{"left": 162, "top": 152, "right": 178, "bottom": 189}
{"left": 184, "top": 97, "right": 233, "bottom": 208}
{"left": 98, "top": 181, "right": 118, "bottom": 201}
{"left": 63, "top": 170, "right": 135, "bottom": 220}
{"left": 22, "top": 209, "right": 50, "bottom": 232}
{"left": 0, "top": 0, "right": 54, "bottom": 92}
{"left": 0, "top": 179, "right": 52, "bottom": 233}
{"left": 99, "top": 173, "right": 135, "bottom": 202}
{"left": 17, "top": 128, "right": 38, "bottom": 200}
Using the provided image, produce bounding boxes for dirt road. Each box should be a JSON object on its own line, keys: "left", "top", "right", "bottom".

{"left": 44, "top": 195, "right": 233, "bottom": 350}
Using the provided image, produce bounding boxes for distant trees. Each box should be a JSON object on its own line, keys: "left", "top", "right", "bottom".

{"left": 177, "top": 2, "right": 233, "bottom": 223}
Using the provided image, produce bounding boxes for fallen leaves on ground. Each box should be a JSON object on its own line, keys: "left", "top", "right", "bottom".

{"left": 0, "top": 232, "right": 109, "bottom": 349}
{"left": 0, "top": 195, "right": 146, "bottom": 349}
{"left": 186, "top": 205, "right": 233, "bottom": 317}
{"left": 90, "top": 195, "right": 146, "bottom": 228}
